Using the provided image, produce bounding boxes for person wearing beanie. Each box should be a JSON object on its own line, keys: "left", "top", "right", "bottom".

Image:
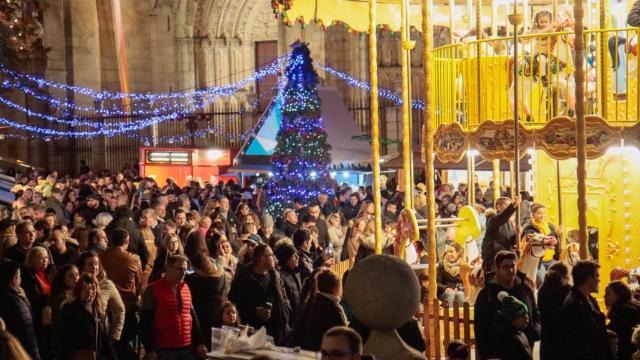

{"left": 493, "top": 291, "right": 533, "bottom": 360}
{"left": 259, "top": 214, "right": 277, "bottom": 246}
{"left": 275, "top": 243, "right": 301, "bottom": 327}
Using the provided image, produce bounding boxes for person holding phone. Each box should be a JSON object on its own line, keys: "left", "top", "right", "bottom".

{"left": 228, "top": 244, "right": 292, "bottom": 345}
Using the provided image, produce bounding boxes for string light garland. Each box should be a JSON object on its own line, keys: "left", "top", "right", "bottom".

{"left": 0, "top": 53, "right": 425, "bottom": 139}
{"left": 314, "top": 61, "right": 425, "bottom": 109}
{"left": 0, "top": 55, "right": 290, "bottom": 102}
{"left": 0, "top": 78, "right": 218, "bottom": 118}
{"left": 0, "top": 125, "right": 251, "bottom": 144}
{"left": 0, "top": 114, "right": 179, "bottom": 137}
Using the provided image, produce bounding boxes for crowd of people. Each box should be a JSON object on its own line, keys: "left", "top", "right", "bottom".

{"left": 0, "top": 164, "right": 639, "bottom": 360}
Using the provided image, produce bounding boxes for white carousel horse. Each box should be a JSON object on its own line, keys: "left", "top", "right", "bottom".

{"left": 517, "top": 233, "right": 557, "bottom": 286}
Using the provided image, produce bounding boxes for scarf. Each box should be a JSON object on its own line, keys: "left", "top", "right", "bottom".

{"left": 531, "top": 219, "right": 552, "bottom": 235}
{"left": 442, "top": 256, "right": 461, "bottom": 277}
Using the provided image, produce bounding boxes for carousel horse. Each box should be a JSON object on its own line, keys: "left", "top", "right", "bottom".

{"left": 508, "top": 28, "right": 576, "bottom": 121}
{"left": 517, "top": 232, "right": 558, "bottom": 285}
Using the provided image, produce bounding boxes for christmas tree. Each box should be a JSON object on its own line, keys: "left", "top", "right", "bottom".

{"left": 266, "top": 41, "right": 333, "bottom": 217}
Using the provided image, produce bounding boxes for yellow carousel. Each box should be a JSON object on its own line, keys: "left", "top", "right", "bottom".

{"left": 273, "top": 0, "right": 640, "bottom": 357}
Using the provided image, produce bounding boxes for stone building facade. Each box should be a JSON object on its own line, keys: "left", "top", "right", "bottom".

{"left": 0, "top": 0, "right": 436, "bottom": 174}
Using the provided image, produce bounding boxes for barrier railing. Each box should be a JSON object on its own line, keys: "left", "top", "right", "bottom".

{"left": 422, "top": 299, "right": 474, "bottom": 359}
{"left": 433, "top": 27, "right": 640, "bottom": 130}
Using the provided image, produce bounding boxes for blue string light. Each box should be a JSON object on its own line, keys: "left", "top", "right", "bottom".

{"left": 314, "top": 61, "right": 425, "bottom": 109}
{"left": 0, "top": 125, "right": 251, "bottom": 144}
{"left": 0, "top": 55, "right": 290, "bottom": 102}
{"left": 0, "top": 114, "right": 178, "bottom": 137}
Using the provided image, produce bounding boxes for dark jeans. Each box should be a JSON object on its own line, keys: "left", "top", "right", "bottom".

{"left": 115, "top": 308, "right": 139, "bottom": 360}
{"left": 156, "top": 347, "right": 194, "bottom": 360}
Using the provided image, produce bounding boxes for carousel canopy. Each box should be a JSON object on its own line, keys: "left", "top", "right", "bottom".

{"left": 272, "top": 0, "right": 575, "bottom": 33}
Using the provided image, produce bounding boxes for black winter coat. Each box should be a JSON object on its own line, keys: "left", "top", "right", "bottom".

{"left": 474, "top": 272, "right": 540, "bottom": 360}
{"left": 436, "top": 262, "right": 464, "bottom": 298}
{"left": 0, "top": 286, "right": 40, "bottom": 359}
{"left": 608, "top": 301, "right": 640, "bottom": 360}
{"left": 21, "top": 266, "right": 55, "bottom": 359}
{"left": 284, "top": 222, "right": 299, "bottom": 238}
{"left": 296, "top": 293, "right": 347, "bottom": 351}
{"left": 538, "top": 280, "right": 571, "bottom": 360}
{"left": 492, "top": 316, "right": 533, "bottom": 360}
{"left": 279, "top": 266, "right": 302, "bottom": 325}
{"left": 560, "top": 287, "right": 615, "bottom": 360}
{"left": 228, "top": 266, "right": 291, "bottom": 345}
{"left": 185, "top": 272, "right": 226, "bottom": 351}
{"left": 481, "top": 203, "right": 518, "bottom": 267}
{"left": 61, "top": 299, "right": 116, "bottom": 359}
{"left": 341, "top": 202, "right": 360, "bottom": 221}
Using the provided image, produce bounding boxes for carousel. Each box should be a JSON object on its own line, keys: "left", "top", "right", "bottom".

{"left": 273, "top": 0, "right": 640, "bottom": 357}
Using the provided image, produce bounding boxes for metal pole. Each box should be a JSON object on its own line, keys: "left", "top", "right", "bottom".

{"left": 574, "top": 0, "right": 588, "bottom": 259}
{"left": 493, "top": 159, "right": 501, "bottom": 205}
{"left": 556, "top": 159, "right": 564, "bottom": 251}
{"left": 513, "top": 0, "right": 521, "bottom": 228}
{"left": 422, "top": 0, "right": 438, "bottom": 306}
{"left": 401, "top": 0, "right": 413, "bottom": 212}
{"left": 369, "top": 0, "right": 384, "bottom": 254}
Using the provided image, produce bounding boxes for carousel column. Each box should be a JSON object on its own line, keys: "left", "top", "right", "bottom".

{"left": 369, "top": 0, "right": 384, "bottom": 254}
{"left": 400, "top": 0, "right": 414, "bottom": 211}
{"left": 422, "top": 0, "right": 438, "bottom": 306}
{"left": 574, "top": 0, "right": 589, "bottom": 259}
{"left": 597, "top": 0, "right": 608, "bottom": 117}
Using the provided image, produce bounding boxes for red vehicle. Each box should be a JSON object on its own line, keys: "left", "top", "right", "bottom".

{"left": 138, "top": 147, "right": 238, "bottom": 187}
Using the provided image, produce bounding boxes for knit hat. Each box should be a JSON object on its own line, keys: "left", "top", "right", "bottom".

{"left": 497, "top": 291, "right": 528, "bottom": 321}
{"left": 261, "top": 214, "right": 274, "bottom": 229}
{"left": 243, "top": 234, "right": 263, "bottom": 246}
{"left": 274, "top": 243, "right": 297, "bottom": 265}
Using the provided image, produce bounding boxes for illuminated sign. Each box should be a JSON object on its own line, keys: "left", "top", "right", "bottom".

{"left": 146, "top": 151, "right": 191, "bottom": 164}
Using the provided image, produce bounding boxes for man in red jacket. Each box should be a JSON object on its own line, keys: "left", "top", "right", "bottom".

{"left": 140, "top": 255, "right": 207, "bottom": 360}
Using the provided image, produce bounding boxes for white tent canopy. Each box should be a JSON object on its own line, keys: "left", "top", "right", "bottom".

{"left": 233, "top": 86, "right": 371, "bottom": 172}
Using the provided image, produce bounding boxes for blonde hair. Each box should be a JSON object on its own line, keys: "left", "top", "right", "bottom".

{"left": 0, "top": 329, "right": 31, "bottom": 359}
{"left": 25, "top": 246, "right": 48, "bottom": 270}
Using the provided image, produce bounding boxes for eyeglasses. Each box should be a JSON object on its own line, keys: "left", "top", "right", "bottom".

{"left": 317, "top": 350, "right": 354, "bottom": 360}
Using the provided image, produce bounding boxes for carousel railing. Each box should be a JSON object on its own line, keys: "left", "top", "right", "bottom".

{"left": 433, "top": 27, "right": 640, "bottom": 131}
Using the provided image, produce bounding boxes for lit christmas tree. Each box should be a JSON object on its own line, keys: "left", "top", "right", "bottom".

{"left": 266, "top": 41, "right": 333, "bottom": 217}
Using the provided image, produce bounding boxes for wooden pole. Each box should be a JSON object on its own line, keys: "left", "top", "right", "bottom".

{"left": 401, "top": 0, "right": 413, "bottom": 212}
{"left": 493, "top": 159, "right": 501, "bottom": 205}
{"left": 369, "top": 0, "right": 384, "bottom": 254}
{"left": 422, "top": 0, "right": 438, "bottom": 305}
{"left": 512, "top": 1, "right": 521, "bottom": 228}
{"left": 574, "top": 0, "right": 588, "bottom": 259}
{"left": 509, "top": 161, "right": 515, "bottom": 197}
